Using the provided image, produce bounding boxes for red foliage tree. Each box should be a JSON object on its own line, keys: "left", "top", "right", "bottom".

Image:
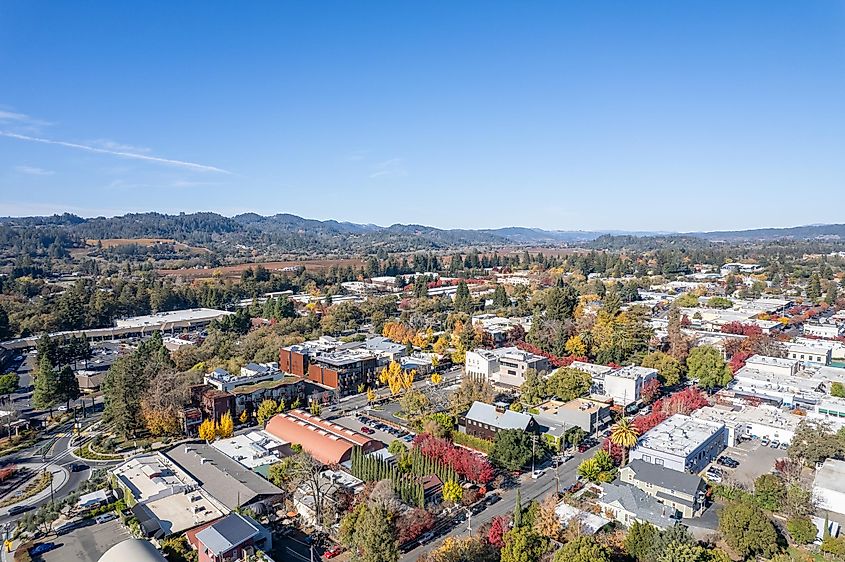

{"left": 721, "top": 322, "right": 762, "bottom": 336}
{"left": 729, "top": 350, "right": 753, "bottom": 373}
{"left": 413, "top": 433, "right": 494, "bottom": 484}
{"left": 641, "top": 378, "right": 662, "bottom": 404}
{"left": 487, "top": 515, "right": 509, "bottom": 549}
{"left": 397, "top": 508, "right": 435, "bottom": 543}
{"left": 601, "top": 438, "right": 623, "bottom": 464}
{"left": 657, "top": 387, "right": 708, "bottom": 416}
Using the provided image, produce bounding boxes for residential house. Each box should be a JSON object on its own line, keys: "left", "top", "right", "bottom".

{"left": 597, "top": 482, "right": 679, "bottom": 529}
{"left": 188, "top": 512, "right": 273, "bottom": 562}
{"left": 620, "top": 460, "right": 707, "bottom": 518}
{"left": 463, "top": 401, "right": 537, "bottom": 440}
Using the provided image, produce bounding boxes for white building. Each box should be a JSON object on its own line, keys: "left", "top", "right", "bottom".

{"left": 211, "top": 431, "right": 287, "bottom": 469}
{"left": 804, "top": 322, "right": 844, "bottom": 339}
{"left": 786, "top": 341, "right": 832, "bottom": 366}
{"left": 629, "top": 414, "right": 728, "bottom": 473}
{"left": 813, "top": 459, "right": 845, "bottom": 516}
{"left": 464, "top": 347, "right": 550, "bottom": 388}
{"left": 691, "top": 404, "right": 801, "bottom": 446}
{"left": 571, "top": 362, "right": 657, "bottom": 408}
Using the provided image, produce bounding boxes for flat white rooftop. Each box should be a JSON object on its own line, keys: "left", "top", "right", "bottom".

{"left": 692, "top": 405, "right": 801, "bottom": 433}
{"left": 814, "top": 458, "right": 845, "bottom": 493}
{"left": 114, "top": 308, "right": 232, "bottom": 329}
{"left": 636, "top": 414, "right": 724, "bottom": 456}
{"left": 211, "top": 431, "right": 287, "bottom": 469}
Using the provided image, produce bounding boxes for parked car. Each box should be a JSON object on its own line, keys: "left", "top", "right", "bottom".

{"left": 761, "top": 437, "right": 770, "bottom": 447}
{"left": 485, "top": 494, "right": 501, "bottom": 505}
{"left": 30, "top": 543, "right": 57, "bottom": 556}
{"left": 770, "top": 440, "right": 780, "bottom": 449}
{"left": 418, "top": 532, "right": 435, "bottom": 545}
{"left": 324, "top": 546, "right": 344, "bottom": 559}
{"left": 716, "top": 456, "right": 739, "bottom": 468}
{"left": 95, "top": 513, "right": 118, "bottom": 524}
{"left": 705, "top": 471, "right": 722, "bottom": 483}
{"left": 360, "top": 427, "right": 374, "bottom": 435}
{"left": 780, "top": 442, "right": 788, "bottom": 450}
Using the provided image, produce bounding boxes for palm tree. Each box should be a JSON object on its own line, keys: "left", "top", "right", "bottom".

{"left": 610, "top": 417, "right": 640, "bottom": 466}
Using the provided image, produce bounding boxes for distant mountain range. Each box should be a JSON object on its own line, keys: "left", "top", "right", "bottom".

{"left": 1, "top": 212, "right": 844, "bottom": 253}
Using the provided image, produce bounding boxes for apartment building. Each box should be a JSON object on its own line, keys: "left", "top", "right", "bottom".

{"left": 571, "top": 362, "right": 657, "bottom": 408}
{"left": 620, "top": 460, "right": 707, "bottom": 518}
{"left": 280, "top": 337, "right": 378, "bottom": 396}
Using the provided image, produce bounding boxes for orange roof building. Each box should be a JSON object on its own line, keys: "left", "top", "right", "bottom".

{"left": 264, "top": 409, "right": 383, "bottom": 465}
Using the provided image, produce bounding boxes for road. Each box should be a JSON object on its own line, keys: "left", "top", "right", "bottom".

{"left": 404, "top": 443, "right": 599, "bottom": 561}
{"left": 0, "top": 410, "right": 114, "bottom": 527}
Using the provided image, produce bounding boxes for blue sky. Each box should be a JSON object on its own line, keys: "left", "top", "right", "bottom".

{"left": 1, "top": 1, "right": 843, "bottom": 231}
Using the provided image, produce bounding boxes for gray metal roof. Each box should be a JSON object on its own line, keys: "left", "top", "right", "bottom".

{"left": 600, "top": 482, "right": 677, "bottom": 528}
{"left": 165, "top": 444, "right": 282, "bottom": 510}
{"left": 465, "top": 401, "right": 533, "bottom": 431}
{"left": 195, "top": 513, "right": 260, "bottom": 555}
{"left": 626, "top": 460, "right": 706, "bottom": 496}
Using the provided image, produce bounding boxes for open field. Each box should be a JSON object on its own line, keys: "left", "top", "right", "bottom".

{"left": 157, "top": 258, "right": 366, "bottom": 279}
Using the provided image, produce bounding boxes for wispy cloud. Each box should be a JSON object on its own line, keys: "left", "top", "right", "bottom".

{"left": 15, "top": 165, "right": 54, "bottom": 176}
{"left": 369, "top": 158, "right": 407, "bottom": 178}
{"left": 0, "top": 131, "right": 229, "bottom": 174}
{"left": 0, "top": 108, "right": 53, "bottom": 131}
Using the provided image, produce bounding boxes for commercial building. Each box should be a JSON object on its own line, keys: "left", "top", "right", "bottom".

{"left": 166, "top": 444, "right": 284, "bottom": 512}
{"left": 464, "top": 347, "right": 550, "bottom": 388}
{"left": 620, "top": 460, "right": 707, "bottom": 518}
{"left": 691, "top": 404, "right": 801, "bottom": 446}
{"left": 804, "top": 322, "right": 844, "bottom": 339}
{"left": 211, "top": 431, "right": 288, "bottom": 470}
{"left": 786, "top": 341, "right": 832, "bottom": 366}
{"left": 470, "top": 315, "right": 531, "bottom": 345}
{"left": 571, "top": 362, "right": 657, "bottom": 408}
{"left": 813, "top": 459, "right": 845, "bottom": 516}
{"left": 532, "top": 398, "right": 612, "bottom": 435}
{"left": 111, "top": 454, "right": 226, "bottom": 538}
{"left": 629, "top": 414, "right": 728, "bottom": 474}
{"left": 280, "top": 337, "right": 378, "bottom": 396}
{"left": 463, "top": 401, "right": 537, "bottom": 440}
{"left": 98, "top": 540, "right": 168, "bottom": 562}
{"left": 188, "top": 512, "right": 273, "bottom": 562}
{"left": 264, "top": 409, "right": 383, "bottom": 465}
{"left": 2, "top": 307, "right": 233, "bottom": 350}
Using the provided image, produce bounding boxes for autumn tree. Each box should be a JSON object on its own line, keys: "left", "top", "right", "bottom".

{"left": 217, "top": 412, "right": 234, "bottom": 438}
{"left": 535, "top": 494, "right": 562, "bottom": 541}
{"left": 257, "top": 399, "right": 277, "bottom": 426}
{"left": 199, "top": 419, "right": 217, "bottom": 443}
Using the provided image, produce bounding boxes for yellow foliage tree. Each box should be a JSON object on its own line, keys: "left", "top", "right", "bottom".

{"left": 366, "top": 388, "right": 376, "bottom": 403}
{"left": 433, "top": 335, "right": 449, "bottom": 355}
{"left": 564, "top": 334, "right": 587, "bottom": 357}
{"left": 431, "top": 372, "right": 443, "bottom": 385}
{"left": 442, "top": 480, "right": 463, "bottom": 504}
{"left": 217, "top": 412, "right": 234, "bottom": 439}
{"left": 199, "top": 419, "right": 217, "bottom": 443}
{"left": 238, "top": 409, "right": 248, "bottom": 424}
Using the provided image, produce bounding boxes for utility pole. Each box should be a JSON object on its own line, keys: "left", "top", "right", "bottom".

{"left": 554, "top": 454, "right": 561, "bottom": 496}
{"left": 466, "top": 507, "right": 472, "bottom": 535}
{"left": 531, "top": 434, "right": 537, "bottom": 475}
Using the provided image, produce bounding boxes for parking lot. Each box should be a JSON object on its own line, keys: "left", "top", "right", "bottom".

{"left": 41, "top": 519, "right": 130, "bottom": 562}
{"left": 332, "top": 415, "right": 415, "bottom": 447}
{"left": 707, "top": 439, "right": 785, "bottom": 487}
